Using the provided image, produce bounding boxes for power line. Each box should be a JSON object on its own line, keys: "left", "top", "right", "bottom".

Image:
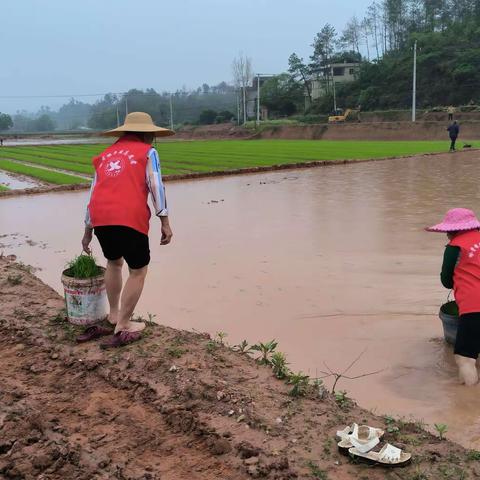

{"left": 0, "top": 89, "right": 238, "bottom": 100}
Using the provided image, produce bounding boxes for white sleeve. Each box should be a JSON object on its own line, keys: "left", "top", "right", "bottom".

{"left": 146, "top": 148, "right": 168, "bottom": 216}
{"left": 85, "top": 173, "right": 97, "bottom": 227}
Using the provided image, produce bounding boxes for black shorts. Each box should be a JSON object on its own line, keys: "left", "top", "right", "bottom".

{"left": 454, "top": 312, "right": 480, "bottom": 359}
{"left": 94, "top": 225, "right": 150, "bottom": 270}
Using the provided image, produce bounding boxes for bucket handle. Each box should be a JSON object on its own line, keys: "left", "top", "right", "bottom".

{"left": 447, "top": 289, "right": 454, "bottom": 302}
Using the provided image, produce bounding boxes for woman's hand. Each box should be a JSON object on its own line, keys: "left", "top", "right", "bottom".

{"left": 82, "top": 227, "right": 93, "bottom": 254}
{"left": 160, "top": 218, "right": 173, "bottom": 245}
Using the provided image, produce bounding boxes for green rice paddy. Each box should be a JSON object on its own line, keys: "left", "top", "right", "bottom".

{"left": 0, "top": 139, "right": 457, "bottom": 186}
{"left": 0, "top": 159, "right": 90, "bottom": 185}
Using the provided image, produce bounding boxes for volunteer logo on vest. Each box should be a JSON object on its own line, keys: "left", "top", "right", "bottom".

{"left": 99, "top": 150, "right": 138, "bottom": 178}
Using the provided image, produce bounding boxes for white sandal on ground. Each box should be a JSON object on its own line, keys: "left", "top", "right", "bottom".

{"left": 348, "top": 442, "right": 412, "bottom": 467}
{"left": 336, "top": 423, "right": 384, "bottom": 455}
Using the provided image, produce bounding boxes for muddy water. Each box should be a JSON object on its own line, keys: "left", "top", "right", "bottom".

{"left": 1, "top": 152, "right": 480, "bottom": 448}
{"left": 0, "top": 171, "right": 41, "bottom": 189}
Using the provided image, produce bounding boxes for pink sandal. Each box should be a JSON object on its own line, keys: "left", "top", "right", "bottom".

{"left": 100, "top": 331, "right": 142, "bottom": 349}
{"left": 76, "top": 325, "right": 113, "bottom": 343}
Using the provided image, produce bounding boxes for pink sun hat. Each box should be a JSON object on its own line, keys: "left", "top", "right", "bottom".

{"left": 426, "top": 208, "right": 480, "bottom": 232}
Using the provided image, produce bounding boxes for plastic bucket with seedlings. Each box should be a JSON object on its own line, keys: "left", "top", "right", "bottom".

{"left": 439, "top": 300, "right": 459, "bottom": 345}
{"left": 61, "top": 254, "right": 107, "bottom": 326}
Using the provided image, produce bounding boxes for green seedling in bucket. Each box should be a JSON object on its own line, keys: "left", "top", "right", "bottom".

{"left": 65, "top": 254, "right": 102, "bottom": 279}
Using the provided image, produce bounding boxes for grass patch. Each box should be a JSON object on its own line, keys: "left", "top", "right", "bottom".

{"left": 7, "top": 273, "right": 22, "bottom": 285}
{"left": 0, "top": 184, "right": 8, "bottom": 191}
{"left": 306, "top": 461, "right": 328, "bottom": 479}
{"left": 0, "top": 140, "right": 459, "bottom": 186}
{"left": 166, "top": 346, "right": 186, "bottom": 358}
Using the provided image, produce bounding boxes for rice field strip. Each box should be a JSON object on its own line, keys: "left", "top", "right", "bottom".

{"left": 0, "top": 157, "right": 92, "bottom": 179}
{"left": 0, "top": 159, "right": 90, "bottom": 185}
{"left": 0, "top": 140, "right": 461, "bottom": 189}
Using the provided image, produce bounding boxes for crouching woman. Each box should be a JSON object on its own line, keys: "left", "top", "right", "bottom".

{"left": 427, "top": 208, "right": 480, "bottom": 385}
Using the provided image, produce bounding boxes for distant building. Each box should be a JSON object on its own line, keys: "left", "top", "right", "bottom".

{"left": 245, "top": 75, "right": 275, "bottom": 120}
{"left": 307, "top": 62, "right": 359, "bottom": 101}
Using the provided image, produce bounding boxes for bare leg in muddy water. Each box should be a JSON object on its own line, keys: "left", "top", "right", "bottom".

{"left": 113, "top": 265, "right": 148, "bottom": 334}
{"left": 455, "top": 355, "right": 479, "bottom": 386}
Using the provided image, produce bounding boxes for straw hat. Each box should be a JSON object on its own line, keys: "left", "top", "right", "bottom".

{"left": 426, "top": 208, "right": 480, "bottom": 232}
{"left": 102, "top": 112, "right": 175, "bottom": 137}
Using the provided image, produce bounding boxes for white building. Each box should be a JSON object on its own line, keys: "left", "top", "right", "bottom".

{"left": 308, "top": 62, "right": 359, "bottom": 101}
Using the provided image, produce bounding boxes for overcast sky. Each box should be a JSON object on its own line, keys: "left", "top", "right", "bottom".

{"left": 1, "top": 0, "right": 372, "bottom": 113}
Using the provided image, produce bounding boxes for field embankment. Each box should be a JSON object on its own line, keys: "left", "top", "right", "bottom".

{"left": 256, "top": 121, "right": 480, "bottom": 141}
{"left": 2, "top": 256, "right": 480, "bottom": 479}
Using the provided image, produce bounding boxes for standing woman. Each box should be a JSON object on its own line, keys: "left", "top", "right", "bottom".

{"left": 80, "top": 112, "right": 174, "bottom": 347}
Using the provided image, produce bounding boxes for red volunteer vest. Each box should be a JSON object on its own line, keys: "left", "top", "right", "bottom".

{"left": 449, "top": 230, "right": 480, "bottom": 315}
{"left": 89, "top": 135, "right": 152, "bottom": 235}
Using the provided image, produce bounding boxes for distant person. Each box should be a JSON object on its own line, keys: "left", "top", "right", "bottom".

{"left": 427, "top": 208, "right": 480, "bottom": 386}
{"left": 447, "top": 121, "right": 459, "bottom": 152}
{"left": 79, "top": 112, "right": 174, "bottom": 348}
{"left": 447, "top": 105, "right": 455, "bottom": 121}
{"left": 0, "top": 138, "right": 3, "bottom": 146}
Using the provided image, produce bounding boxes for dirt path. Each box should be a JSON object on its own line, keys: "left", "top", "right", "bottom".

{"left": 1, "top": 256, "right": 480, "bottom": 480}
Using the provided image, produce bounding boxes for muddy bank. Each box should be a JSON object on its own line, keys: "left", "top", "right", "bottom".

{"left": 4, "top": 150, "right": 480, "bottom": 451}
{"left": 174, "top": 124, "right": 251, "bottom": 140}
{"left": 2, "top": 256, "right": 479, "bottom": 480}
{"left": 256, "top": 121, "right": 480, "bottom": 141}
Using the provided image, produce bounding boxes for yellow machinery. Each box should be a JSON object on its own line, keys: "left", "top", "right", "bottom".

{"left": 328, "top": 108, "right": 353, "bottom": 123}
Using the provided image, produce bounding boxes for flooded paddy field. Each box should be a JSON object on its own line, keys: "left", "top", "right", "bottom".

{"left": 0, "top": 140, "right": 459, "bottom": 188}
{"left": 1, "top": 150, "right": 480, "bottom": 448}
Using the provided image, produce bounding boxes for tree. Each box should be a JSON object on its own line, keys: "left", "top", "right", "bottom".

{"left": 361, "top": 17, "right": 373, "bottom": 60}
{"left": 340, "top": 17, "right": 362, "bottom": 55}
{"left": 311, "top": 24, "right": 337, "bottom": 67}
{"left": 260, "top": 74, "right": 304, "bottom": 117}
{"left": 288, "top": 53, "right": 312, "bottom": 104}
{"left": 56, "top": 98, "right": 91, "bottom": 130}
{"left": 0, "top": 113, "right": 13, "bottom": 131}
{"left": 216, "top": 110, "right": 235, "bottom": 123}
{"left": 33, "top": 114, "right": 55, "bottom": 132}
{"left": 367, "top": 2, "right": 382, "bottom": 58}
{"left": 232, "top": 53, "right": 253, "bottom": 124}
{"left": 198, "top": 109, "right": 217, "bottom": 125}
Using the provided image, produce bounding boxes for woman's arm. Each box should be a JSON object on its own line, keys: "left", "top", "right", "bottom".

{"left": 440, "top": 245, "right": 460, "bottom": 289}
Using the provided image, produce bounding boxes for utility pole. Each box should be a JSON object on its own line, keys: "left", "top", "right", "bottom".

{"left": 116, "top": 105, "right": 120, "bottom": 127}
{"left": 125, "top": 96, "right": 129, "bottom": 116}
{"left": 242, "top": 86, "right": 247, "bottom": 124}
{"left": 169, "top": 94, "right": 174, "bottom": 130}
{"left": 236, "top": 90, "right": 241, "bottom": 125}
{"left": 331, "top": 66, "right": 337, "bottom": 113}
{"left": 256, "top": 73, "right": 260, "bottom": 125}
{"left": 412, "top": 40, "right": 417, "bottom": 122}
